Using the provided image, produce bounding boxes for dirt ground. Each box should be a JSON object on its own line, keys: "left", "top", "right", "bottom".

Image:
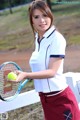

{"left": 0, "top": 45, "right": 80, "bottom": 73}
{"left": 64, "top": 45, "right": 80, "bottom": 72}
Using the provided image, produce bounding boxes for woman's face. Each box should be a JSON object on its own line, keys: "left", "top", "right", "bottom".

{"left": 32, "top": 9, "right": 51, "bottom": 37}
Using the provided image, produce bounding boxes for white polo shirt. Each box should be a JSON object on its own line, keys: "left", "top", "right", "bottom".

{"left": 29, "top": 25, "right": 68, "bottom": 93}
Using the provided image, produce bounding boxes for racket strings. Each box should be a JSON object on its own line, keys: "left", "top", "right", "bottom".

{"left": 0, "top": 64, "right": 19, "bottom": 98}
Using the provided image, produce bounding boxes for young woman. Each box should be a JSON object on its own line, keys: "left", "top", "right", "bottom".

{"left": 16, "top": 0, "right": 80, "bottom": 119}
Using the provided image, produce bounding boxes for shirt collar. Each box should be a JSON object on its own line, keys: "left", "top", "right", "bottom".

{"left": 43, "top": 25, "right": 56, "bottom": 38}
{"left": 35, "top": 25, "right": 56, "bottom": 39}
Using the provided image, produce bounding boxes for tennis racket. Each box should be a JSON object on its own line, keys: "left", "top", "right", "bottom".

{"left": 0, "top": 61, "right": 29, "bottom": 102}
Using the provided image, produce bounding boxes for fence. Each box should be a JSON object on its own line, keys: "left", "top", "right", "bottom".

{"left": 51, "top": 0, "right": 80, "bottom": 5}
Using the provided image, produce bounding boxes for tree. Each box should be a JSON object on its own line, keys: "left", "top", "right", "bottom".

{"left": 46, "top": 0, "right": 52, "bottom": 10}
{"left": 57, "top": 0, "right": 62, "bottom": 2}
{"left": 8, "top": 0, "right": 13, "bottom": 14}
{"left": 0, "top": 0, "right": 5, "bottom": 10}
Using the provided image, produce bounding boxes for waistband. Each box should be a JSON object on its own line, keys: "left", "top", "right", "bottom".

{"left": 39, "top": 90, "right": 64, "bottom": 97}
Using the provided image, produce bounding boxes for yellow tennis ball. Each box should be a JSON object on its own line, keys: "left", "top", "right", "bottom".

{"left": 7, "top": 72, "right": 17, "bottom": 80}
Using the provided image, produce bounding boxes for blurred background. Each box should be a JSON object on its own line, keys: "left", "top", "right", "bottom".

{"left": 0, "top": 0, "right": 80, "bottom": 119}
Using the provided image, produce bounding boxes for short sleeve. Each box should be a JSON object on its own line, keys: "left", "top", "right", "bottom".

{"left": 50, "top": 32, "right": 66, "bottom": 58}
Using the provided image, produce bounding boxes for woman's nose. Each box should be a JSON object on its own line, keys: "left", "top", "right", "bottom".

{"left": 40, "top": 17, "right": 45, "bottom": 22}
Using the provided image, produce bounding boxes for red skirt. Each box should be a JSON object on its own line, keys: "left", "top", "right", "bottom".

{"left": 39, "top": 87, "right": 80, "bottom": 120}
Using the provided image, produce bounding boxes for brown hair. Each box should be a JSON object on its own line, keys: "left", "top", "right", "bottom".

{"left": 28, "top": 0, "right": 53, "bottom": 34}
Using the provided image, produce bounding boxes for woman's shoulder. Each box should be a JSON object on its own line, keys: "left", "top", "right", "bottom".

{"left": 50, "top": 29, "right": 66, "bottom": 47}
{"left": 53, "top": 29, "right": 66, "bottom": 42}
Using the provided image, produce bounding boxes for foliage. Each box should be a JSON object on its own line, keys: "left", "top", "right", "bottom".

{"left": 0, "top": 0, "right": 33, "bottom": 10}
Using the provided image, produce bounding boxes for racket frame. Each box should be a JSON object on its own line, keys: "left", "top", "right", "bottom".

{"left": 0, "top": 61, "right": 29, "bottom": 102}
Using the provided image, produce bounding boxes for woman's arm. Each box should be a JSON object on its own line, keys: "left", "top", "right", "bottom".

{"left": 16, "top": 57, "right": 62, "bottom": 82}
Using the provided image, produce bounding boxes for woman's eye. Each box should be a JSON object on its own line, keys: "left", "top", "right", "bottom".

{"left": 34, "top": 15, "right": 39, "bottom": 19}
{"left": 43, "top": 14, "right": 47, "bottom": 17}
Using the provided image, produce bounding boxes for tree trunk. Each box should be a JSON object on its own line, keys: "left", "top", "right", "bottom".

{"left": 8, "top": 0, "right": 13, "bottom": 14}
{"left": 46, "top": 0, "right": 52, "bottom": 10}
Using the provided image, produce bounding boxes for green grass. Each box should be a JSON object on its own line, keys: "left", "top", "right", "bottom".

{"left": 68, "top": 35, "right": 80, "bottom": 45}
{"left": 0, "top": 4, "right": 34, "bottom": 51}
{"left": 52, "top": 2, "right": 80, "bottom": 16}
{"left": 0, "top": 3, "right": 80, "bottom": 51}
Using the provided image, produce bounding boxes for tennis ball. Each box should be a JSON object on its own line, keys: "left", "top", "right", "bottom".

{"left": 7, "top": 72, "right": 17, "bottom": 80}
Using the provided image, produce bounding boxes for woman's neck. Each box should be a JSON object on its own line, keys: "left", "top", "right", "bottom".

{"left": 38, "top": 32, "right": 44, "bottom": 40}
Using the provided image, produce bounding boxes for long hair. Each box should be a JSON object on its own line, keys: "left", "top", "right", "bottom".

{"left": 28, "top": 0, "right": 54, "bottom": 35}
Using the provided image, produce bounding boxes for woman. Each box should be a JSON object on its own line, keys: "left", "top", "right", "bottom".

{"left": 16, "top": 0, "right": 80, "bottom": 119}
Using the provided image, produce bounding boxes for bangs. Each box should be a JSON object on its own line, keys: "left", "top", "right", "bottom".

{"left": 31, "top": 1, "right": 52, "bottom": 17}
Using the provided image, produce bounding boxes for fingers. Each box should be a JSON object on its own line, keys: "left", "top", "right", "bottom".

{"left": 15, "top": 71, "right": 25, "bottom": 82}
{"left": 10, "top": 71, "right": 27, "bottom": 82}
{"left": 14, "top": 70, "right": 22, "bottom": 75}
